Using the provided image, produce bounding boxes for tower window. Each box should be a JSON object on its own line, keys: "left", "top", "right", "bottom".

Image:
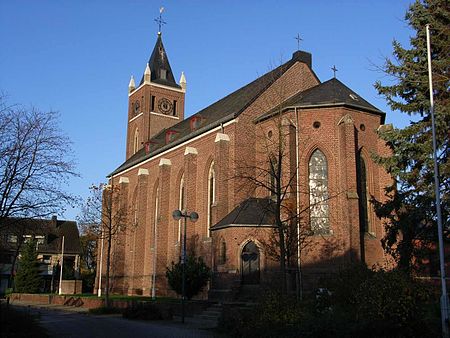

{"left": 173, "top": 100, "right": 177, "bottom": 116}
{"left": 160, "top": 69, "right": 167, "bottom": 80}
{"left": 133, "top": 128, "right": 139, "bottom": 154}
{"left": 151, "top": 96, "right": 156, "bottom": 112}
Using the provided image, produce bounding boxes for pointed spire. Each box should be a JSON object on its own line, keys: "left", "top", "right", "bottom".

{"left": 144, "top": 63, "right": 151, "bottom": 83}
{"left": 179, "top": 71, "right": 186, "bottom": 90}
{"left": 128, "top": 75, "right": 135, "bottom": 93}
{"left": 140, "top": 34, "right": 180, "bottom": 89}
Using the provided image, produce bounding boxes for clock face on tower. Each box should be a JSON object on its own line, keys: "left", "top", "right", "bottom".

{"left": 157, "top": 98, "right": 173, "bottom": 115}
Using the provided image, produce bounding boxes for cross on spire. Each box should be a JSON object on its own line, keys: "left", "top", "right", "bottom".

{"left": 154, "top": 7, "right": 166, "bottom": 35}
{"left": 294, "top": 33, "right": 303, "bottom": 51}
{"left": 331, "top": 65, "right": 338, "bottom": 78}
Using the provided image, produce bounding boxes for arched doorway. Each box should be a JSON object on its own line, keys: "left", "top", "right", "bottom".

{"left": 241, "top": 241, "right": 260, "bottom": 284}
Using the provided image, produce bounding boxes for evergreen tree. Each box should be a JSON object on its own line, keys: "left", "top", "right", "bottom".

{"left": 373, "top": 0, "right": 449, "bottom": 273}
{"left": 14, "top": 240, "right": 43, "bottom": 293}
{"left": 166, "top": 256, "right": 211, "bottom": 300}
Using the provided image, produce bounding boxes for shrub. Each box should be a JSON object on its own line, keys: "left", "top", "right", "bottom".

{"left": 218, "top": 291, "right": 306, "bottom": 338}
{"left": 325, "top": 265, "right": 438, "bottom": 337}
{"left": 122, "top": 302, "right": 172, "bottom": 320}
{"left": 165, "top": 256, "right": 211, "bottom": 300}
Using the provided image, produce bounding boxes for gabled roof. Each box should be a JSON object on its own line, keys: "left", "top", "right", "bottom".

{"left": 140, "top": 33, "right": 181, "bottom": 89}
{"left": 110, "top": 51, "right": 316, "bottom": 176}
{"left": 256, "top": 78, "right": 385, "bottom": 123}
{"left": 0, "top": 217, "right": 81, "bottom": 255}
{"left": 210, "top": 198, "right": 276, "bottom": 231}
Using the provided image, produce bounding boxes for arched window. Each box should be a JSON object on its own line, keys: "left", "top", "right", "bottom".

{"left": 268, "top": 154, "right": 277, "bottom": 197}
{"left": 207, "top": 162, "right": 216, "bottom": 237}
{"left": 358, "top": 155, "right": 371, "bottom": 233}
{"left": 177, "top": 174, "right": 185, "bottom": 243}
{"left": 151, "top": 186, "right": 159, "bottom": 298}
{"left": 133, "top": 128, "right": 139, "bottom": 154}
{"left": 219, "top": 239, "right": 226, "bottom": 265}
{"left": 309, "top": 149, "right": 330, "bottom": 233}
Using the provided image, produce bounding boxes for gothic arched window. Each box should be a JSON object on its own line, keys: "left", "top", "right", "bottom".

{"left": 133, "top": 128, "right": 139, "bottom": 154}
{"left": 358, "top": 155, "right": 371, "bottom": 233}
{"left": 178, "top": 174, "right": 185, "bottom": 243}
{"left": 219, "top": 239, "right": 227, "bottom": 265}
{"left": 207, "top": 162, "right": 216, "bottom": 237}
{"left": 309, "top": 149, "right": 330, "bottom": 232}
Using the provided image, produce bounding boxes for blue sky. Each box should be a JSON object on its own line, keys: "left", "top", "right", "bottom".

{"left": 0, "top": 0, "right": 415, "bottom": 220}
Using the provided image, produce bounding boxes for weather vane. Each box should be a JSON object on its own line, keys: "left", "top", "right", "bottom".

{"left": 294, "top": 33, "right": 303, "bottom": 51}
{"left": 331, "top": 65, "right": 338, "bottom": 78}
{"left": 155, "top": 7, "right": 166, "bottom": 34}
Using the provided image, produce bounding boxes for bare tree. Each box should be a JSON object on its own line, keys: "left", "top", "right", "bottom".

{"left": 78, "top": 184, "right": 127, "bottom": 307}
{"left": 233, "top": 61, "right": 342, "bottom": 296}
{"left": 0, "top": 95, "right": 78, "bottom": 229}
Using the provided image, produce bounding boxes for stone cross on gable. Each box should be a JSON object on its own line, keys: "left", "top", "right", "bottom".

{"left": 155, "top": 7, "right": 166, "bottom": 34}
{"left": 294, "top": 33, "right": 303, "bottom": 51}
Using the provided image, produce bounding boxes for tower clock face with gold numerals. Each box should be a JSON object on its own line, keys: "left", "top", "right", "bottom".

{"left": 157, "top": 98, "right": 173, "bottom": 114}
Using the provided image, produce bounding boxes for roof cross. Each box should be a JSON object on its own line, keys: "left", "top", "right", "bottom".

{"left": 294, "top": 33, "right": 303, "bottom": 51}
{"left": 331, "top": 65, "right": 338, "bottom": 78}
{"left": 155, "top": 7, "right": 166, "bottom": 34}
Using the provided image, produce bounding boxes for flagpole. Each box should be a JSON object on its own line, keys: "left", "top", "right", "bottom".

{"left": 58, "top": 235, "right": 65, "bottom": 295}
{"left": 426, "top": 23, "right": 448, "bottom": 338}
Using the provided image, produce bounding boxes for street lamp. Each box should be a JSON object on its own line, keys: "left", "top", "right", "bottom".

{"left": 172, "top": 209, "right": 199, "bottom": 324}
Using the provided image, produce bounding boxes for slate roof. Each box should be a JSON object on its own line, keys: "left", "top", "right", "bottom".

{"left": 139, "top": 33, "right": 181, "bottom": 89}
{"left": 110, "top": 51, "right": 316, "bottom": 176}
{"left": 210, "top": 198, "right": 276, "bottom": 231}
{"left": 256, "top": 78, "right": 385, "bottom": 123}
{"left": 0, "top": 217, "right": 81, "bottom": 255}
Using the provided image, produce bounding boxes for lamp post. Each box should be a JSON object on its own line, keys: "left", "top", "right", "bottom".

{"left": 172, "top": 209, "right": 199, "bottom": 324}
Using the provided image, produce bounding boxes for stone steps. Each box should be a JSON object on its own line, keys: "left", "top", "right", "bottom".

{"left": 173, "top": 303, "right": 222, "bottom": 329}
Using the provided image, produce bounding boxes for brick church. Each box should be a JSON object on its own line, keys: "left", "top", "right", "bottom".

{"left": 97, "top": 31, "right": 391, "bottom": 298}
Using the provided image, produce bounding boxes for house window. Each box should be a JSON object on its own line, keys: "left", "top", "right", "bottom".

{"left": 178, "top": 174, "right": 185, "bottom": 243}
{"left": 133, "top": 128, "right": 139, "bottom": 154}
{"left": 309, "top": 149, "right": 330, "bottom": 233}
{"left": 358, "top": 155, "right": 371, "bottom": 233}
{"left": 42, "top": 255, "right": 51, "bottom": 263}
{"left": 207, "top": 162, "right": 216, "bottom": 237}
{"left": 36, "top": 235, "right": 45, "bottom": 245}
{"left": 23, "top": 235, "right": 32, "bottom": 243}
{"left": 7, "top": 235, "right": 17, "bottom": 243}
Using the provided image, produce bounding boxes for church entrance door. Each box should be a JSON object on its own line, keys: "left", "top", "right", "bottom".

{"left": 241, "top": 241, "right": 260, "bottom": 284}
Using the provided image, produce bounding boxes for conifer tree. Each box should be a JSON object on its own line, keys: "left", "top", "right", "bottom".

{"left": 14, "top": 240, "right": 43, "bottom": 293}
{"left": 373, "top": 0, "right": 449, "bottom": 273}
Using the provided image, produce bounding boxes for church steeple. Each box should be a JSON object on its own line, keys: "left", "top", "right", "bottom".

{"left": 140, "top": 33, "right": 180, "bottom": 89}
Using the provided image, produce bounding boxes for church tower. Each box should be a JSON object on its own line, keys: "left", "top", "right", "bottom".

{"left": 126, "top": 32, "right": 186, "bottom": 159}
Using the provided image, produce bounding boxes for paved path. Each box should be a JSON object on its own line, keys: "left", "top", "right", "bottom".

{"left": 11, "top": 303, "right": 221, "bottom": 338}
